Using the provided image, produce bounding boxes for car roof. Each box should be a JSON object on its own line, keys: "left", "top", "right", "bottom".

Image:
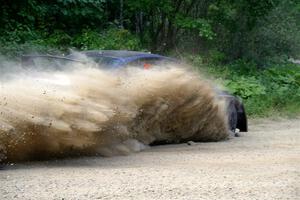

{"left": 70, "top": 50, "right": 162, "bottom": 59}
{"left": 66, "top": 50, "right": 178, "bottom": 66}
{"left": 22, "top": 51, "right": 178, "bottom": 68}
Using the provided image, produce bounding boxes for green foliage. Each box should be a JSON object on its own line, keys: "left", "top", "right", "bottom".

{"left": 0, "top": 27, "right": 142, "bottom": 58}
{"left": 195, "top": 60, "right": 300, "bottom": 117}
{"left": 263, "top": 66, "right": 300, "bottom": 88}
{"left": 1, "top": 0, "right": 299, "bottom": 64}
{"left": 206, "top": 0, "right": 299, "bottom": 64}
{"left": 245, "top": 1, "right": 300, "bottom": 64}
{"left": 175, "top": 15, "right": 215, "bottom": 40}
{"left": 41, "top": 30, "right": 72, "bottom": 48}
{"left": 0, "top": 27, "right": 59, "bottom": 58}
{"left": 185, "top": 54, "right": 204, "bottom": 67}
{"left": 225, "top": 77, "right": 266, "bottom": 99}
{"left": 207, "top": 50, "right": 226, "bottom": 65}
{"left": 0, "top": 41, "right": 58, "bottom": 59}
{"left": 1, "top": 0, "right": 107, "bottom": 32}
{"left": 72, "top": 28, "right": 141, "bottom": 50}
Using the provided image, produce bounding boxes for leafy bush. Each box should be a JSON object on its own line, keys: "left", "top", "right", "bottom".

{"left": 192, "top": 59, "right": 300, "bottom": 117}
{"left": 0, "top": 27, "right": 143, "bottom": 58}
{"left": 42, "top": 30, "right": 72, "bottom": 47}
{"left": 225, "top": 77, "right": 266, "bottom": 99}
{"left": 208, "top": 50, "right": 226, "bottom": 65}
{"left": 72, "top": 28, "right": 141, "bottom": 51}
{"left": 175, "top": 15, "right": 215, "bottom": 40}
{"left": 263, "top": 66, "right": 300, "bottom": 88}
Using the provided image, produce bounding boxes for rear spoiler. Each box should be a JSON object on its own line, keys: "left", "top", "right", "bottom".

{"left": 21, "top": 55, "right": 87, "bottom": 67}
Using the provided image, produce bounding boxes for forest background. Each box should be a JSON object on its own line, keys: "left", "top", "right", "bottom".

{"left": 0, "top": 0, "right": 299, "bottom": 117}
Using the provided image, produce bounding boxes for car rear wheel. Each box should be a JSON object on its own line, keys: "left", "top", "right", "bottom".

{"left": 227, "top": 100, "right": 238, "bottom": 136}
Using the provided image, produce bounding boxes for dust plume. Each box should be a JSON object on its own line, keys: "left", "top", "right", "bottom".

{"left": 0, "top": 59, "right": 229, "bottom": 163}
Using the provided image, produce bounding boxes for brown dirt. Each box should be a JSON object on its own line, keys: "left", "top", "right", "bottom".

{"left": 0, "top": 66, "right": 228, "bottom": 163}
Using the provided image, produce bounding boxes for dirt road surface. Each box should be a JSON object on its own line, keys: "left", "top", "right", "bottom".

{"left": 1, "top": 118, "right": 299, "bottom": 200}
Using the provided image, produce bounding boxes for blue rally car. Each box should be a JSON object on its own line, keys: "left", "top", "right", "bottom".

{"left": 21, "top": 50, "right": 247, "bottom": 135}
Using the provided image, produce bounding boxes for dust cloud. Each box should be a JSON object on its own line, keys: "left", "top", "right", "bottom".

{"left": 0, "top": 57, "right": 229, "bottom": 163}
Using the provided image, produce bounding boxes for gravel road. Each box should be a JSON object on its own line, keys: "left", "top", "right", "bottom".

{"left": 1, "top": 118, "right": 299, "bottom": 200}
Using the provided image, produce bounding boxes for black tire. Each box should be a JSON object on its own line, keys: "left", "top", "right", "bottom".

{"left": 227, "top": 100, "right": 238, "bottom": 133}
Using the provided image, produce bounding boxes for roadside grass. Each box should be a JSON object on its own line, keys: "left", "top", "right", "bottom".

{"left": 188, "top": 57, "right": 300, "bottom": 118}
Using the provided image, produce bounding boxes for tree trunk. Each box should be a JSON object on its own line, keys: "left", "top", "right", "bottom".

{"left": 119, "top": 0, "right": 124, "bottom": 28}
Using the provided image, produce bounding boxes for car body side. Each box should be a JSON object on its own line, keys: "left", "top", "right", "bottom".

{"left": 21, "top": 50, "right": 247, "bottom": 133}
